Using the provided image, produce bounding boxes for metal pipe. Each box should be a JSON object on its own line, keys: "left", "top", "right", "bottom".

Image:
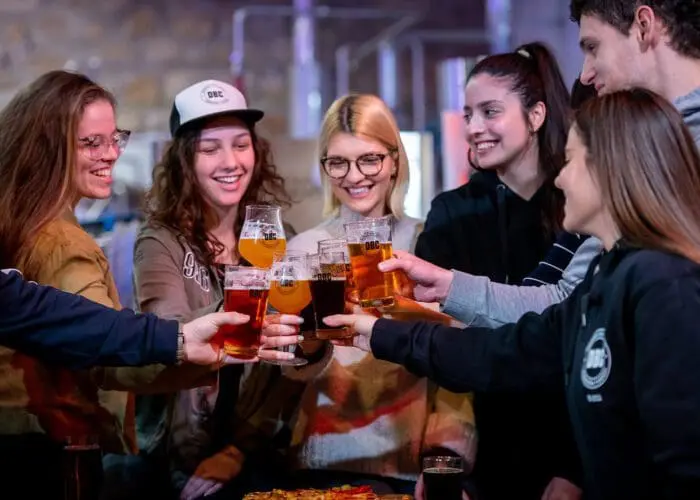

{"left": 410, "top": 39, "right": 426, "bottom": 131}
{"left": 231, "top": 6, "right": 420, "bottom": 79}
{"left": 290, "top": 0, "right": 320, "bottom": 139}
{"left": 486, "top": 0, "right": 512, "bottom": 53}
{"left": 335, "top": 45, "right": 350, "bottom": 97}
{"left": 401, "top": 30, "right": 489, "bottom": 130}
{"left": 378, "top": 41, "right": 397, "bottom": 109}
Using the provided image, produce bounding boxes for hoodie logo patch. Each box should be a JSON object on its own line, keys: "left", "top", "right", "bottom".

{"left": 581, "top": 328, "right": 612, "bottom": 391}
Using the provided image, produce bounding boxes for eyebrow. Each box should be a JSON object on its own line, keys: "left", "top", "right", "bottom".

{"left": 199, "top": 132, "right": 251, "bottom": 141}
{"left": 463, "top": 100, "right": 503, "bottom": 112}
{"left": 579, "top": 37, "right": 594, "bottom": 50}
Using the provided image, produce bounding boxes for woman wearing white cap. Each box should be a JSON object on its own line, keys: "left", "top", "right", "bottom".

{"left": 132, "top": 80, "right": 322, "bottom": 499}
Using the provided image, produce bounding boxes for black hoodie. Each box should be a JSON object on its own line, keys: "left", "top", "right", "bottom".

{"left": 372, "top": 245, "right": 700, "bottom": 499}
{"left": 416, "top": 170, "right": 579, "bottom": 498}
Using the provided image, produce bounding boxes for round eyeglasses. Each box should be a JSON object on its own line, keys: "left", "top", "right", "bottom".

{"left": 78, "top": 129, "right": 131, "bottom": 160}
{"left": 320, "top": 151, "right": 395, "bottom": 179}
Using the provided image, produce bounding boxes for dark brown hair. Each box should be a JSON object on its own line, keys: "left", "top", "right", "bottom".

{"left": 570, "top": 0, "right": 700, "bottom": 59}
{"left": 468, "top": 41, "right": 572, "bottom": 238}
{"left": 0, "top": 70, "right": 116, "bottom": 268}
{"left": 576, "top": 88, "right": 700, "bottom": 263}
{"left": 144, "top": 121, "right": 291, "bottom": 268}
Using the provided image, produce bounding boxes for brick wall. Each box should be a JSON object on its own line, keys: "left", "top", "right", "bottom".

{"left": 0, "top": 0, "right": 488, "bottom": 134}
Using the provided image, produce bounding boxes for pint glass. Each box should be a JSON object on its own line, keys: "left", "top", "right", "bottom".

{"left": 311, "top": 250, "right": 351, "bottom": 339}
{"left": 238, "top": 205, "right": 286, "bottom": 268}
{"left": 317, "top": 238, "right": 357, "bottom": 303}
{"left": 422, "top": 456, "right": 464, "bottom": 500}
{"left": 220, "top": 266, "right": 270, "bottom": 359}
{"left": 344, "top": 216, "right": 397, "bottom": 308}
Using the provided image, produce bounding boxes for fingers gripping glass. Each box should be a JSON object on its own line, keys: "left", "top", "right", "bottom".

{"left": 78, "top": 129, "right": 131, "bottom": 160}
{"left": 320, "top": 151, "right": 395, "bottom": 179}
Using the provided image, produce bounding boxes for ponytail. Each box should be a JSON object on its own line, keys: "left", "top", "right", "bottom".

{"left": 467, "top": 41, "right": 571, "bottom": 238}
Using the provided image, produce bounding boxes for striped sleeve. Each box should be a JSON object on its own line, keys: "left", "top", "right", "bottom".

{"left": 522, "top": 232, "right": 589, "bottom": 286}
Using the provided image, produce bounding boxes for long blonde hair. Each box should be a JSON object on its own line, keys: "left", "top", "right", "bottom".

{"left": 318, "top": 94, "right": 409, "bottom": 218}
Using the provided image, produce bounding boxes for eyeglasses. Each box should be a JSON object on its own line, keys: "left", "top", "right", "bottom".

{"left": 78, "top": 129, "right": 131, "bottom": 160}
{"left": 320, "top": 152, "right": 395, "bottom": 179}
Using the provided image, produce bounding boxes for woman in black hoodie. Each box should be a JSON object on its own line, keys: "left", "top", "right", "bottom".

{"left": 330, "top": 89, "right": 700, "bottom": 499}
{"left": 415, "top": 43, "right": 580, "bottom": 499}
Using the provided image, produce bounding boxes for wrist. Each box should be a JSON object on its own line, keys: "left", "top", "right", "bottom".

{"left": 436, "top": 269, "right": 455, "bottom": 304}
{"left": 176, "top": 323, "right": 187, "bottom": 365}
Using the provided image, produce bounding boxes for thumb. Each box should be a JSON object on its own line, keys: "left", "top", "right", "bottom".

{"left": 378, "top": 257, "right": 405, "bottom": 273}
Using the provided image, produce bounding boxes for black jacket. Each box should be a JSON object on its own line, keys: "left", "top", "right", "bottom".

{"left": 372, "top": 245, "right": 700, "bottom": 499}
{"left": 416, "top": 171, "right": 578, "bottom": 498}
{"left": 0, "top": 270, "right": 178, "bottom": 368}
{"left": 415, "top": 170, "right": 553, "bottom": 284}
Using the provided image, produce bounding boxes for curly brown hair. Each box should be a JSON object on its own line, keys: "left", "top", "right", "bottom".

{"left": 144, "top": 123, "right": 291, "bottom": 268}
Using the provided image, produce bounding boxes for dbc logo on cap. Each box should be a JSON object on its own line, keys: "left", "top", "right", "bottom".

{"left": 200, "top": 85, "right": 229, "bottom": 104}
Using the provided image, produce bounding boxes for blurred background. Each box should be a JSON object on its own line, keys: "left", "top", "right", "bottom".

{"left": 0, "top": 0, "right": 583, "bottom": 299}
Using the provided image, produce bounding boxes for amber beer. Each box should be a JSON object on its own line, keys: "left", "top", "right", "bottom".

{"left": 311, "top": 262, "right": 350, "bottom": 339}
{"left": 348, "top": 241, "right": 397, "bottom": 308}
{"left": 220, "top": 266, "right": 270, "bottom": 359}
{"left": 239, "top": 205, "right": 286, "bottom": 268}
{"left": 269, "top": 278, "right": 312, "bottom": 314}
{"left": 344, "top": 216, "right": 396, "bottom": 308}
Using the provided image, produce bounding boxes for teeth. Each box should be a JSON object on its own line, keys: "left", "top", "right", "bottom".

{"left": 476, "top": 142, "right": 497, "bottom": 152}
{"left": 215, "top": 175, "right": 241, "bottom": 184}
{"left": 348, "top": 186, "right": 371, "bottom": 195}
{"left": 92, "top": 168, "right": 111, "bottom": 177}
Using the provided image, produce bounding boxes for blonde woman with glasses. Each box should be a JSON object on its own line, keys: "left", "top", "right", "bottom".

{"left": 285, "top": 94, "right": 475, "bottom": 497}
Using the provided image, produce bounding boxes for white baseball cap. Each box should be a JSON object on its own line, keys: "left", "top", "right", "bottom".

{"left": 169, "top": 79, "right": 264, "bottom": 136}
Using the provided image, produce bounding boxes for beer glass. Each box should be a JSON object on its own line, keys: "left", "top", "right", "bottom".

{"left": 422, "top": 456, "right": 464, "bottom": 500}
{"left": 239, "top": 205, "right": 286, "bottom": 268}
{"left": 344, "top": 215, "right": 398, "bottom": 308}
{"left": 221, "top": 266, "right": 270, "bottom": 359}
{"left": 311, "top": 249, "right": 351, "bottom": 339}
{"left": 268, "top": 250, "right": 312, "bottom": 366}
{"left": 317, "top": 238, "right": 358, "bottom": 303}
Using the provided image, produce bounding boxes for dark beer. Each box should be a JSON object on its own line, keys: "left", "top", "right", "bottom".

{"left": 423, "top": 466, "right": 463, "bottom": 500}
{"left": 310, "top": 275, "right": 349, "bottom": 339}
{"left": 347, "top": 241, "right": 397, "bottom": 308}
{"left": 220, "top": 287, "right": 269, "bottom": 359}
{"left": 299, "top": 302, "right": 318, "bottom": 340}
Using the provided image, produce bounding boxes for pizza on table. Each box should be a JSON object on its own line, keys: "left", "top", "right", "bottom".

{"left": 243, "top": 485, "right": 412, "bottom": 499}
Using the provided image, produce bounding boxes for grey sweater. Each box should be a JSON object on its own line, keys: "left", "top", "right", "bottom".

{"left": 444, "top": 86, "right": 700, "bottom": 328}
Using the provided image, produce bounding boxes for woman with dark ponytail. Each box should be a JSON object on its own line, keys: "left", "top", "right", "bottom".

{"left": 415, "top": 42, "right": 581, "bottom": 499}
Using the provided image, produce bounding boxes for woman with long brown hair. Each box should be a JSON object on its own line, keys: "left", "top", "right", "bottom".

{"left": 133, "top": 80, "right": 320, "bottom": 499}
{"left": 0, "top": 71, "right": 299, "bottom": 498}
{"left": 327, "top": 88, "right": 700, "bottom": 498}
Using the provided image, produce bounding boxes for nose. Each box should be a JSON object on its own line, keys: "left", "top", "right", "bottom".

{"left": 222, "top": 145, "right": 243, "bottom": 169}
{"left": 102, "top": 141, "right": 120, "bottom": 162}
{"left": 554, "top": 167, "right": 566, "bottom": 190}
{"left": 343, "top": 161, "right": 366, "bottom": 184}
{"left": 465, "top": 114, "right": 486, "bottom": 143}
{"left": 580, "top": 58, "right": 595, "bottom": 86}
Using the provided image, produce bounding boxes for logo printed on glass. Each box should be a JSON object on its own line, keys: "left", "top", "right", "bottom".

{"left": 274, "top": 265, "right": 299, "bottom": 294}
{"left": 359, "top": 230, "right": 380, "bottom": 251}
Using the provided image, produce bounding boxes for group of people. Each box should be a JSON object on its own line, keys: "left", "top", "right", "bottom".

{"left": 2, "top": 1, "right": 700, "bottom": 499}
